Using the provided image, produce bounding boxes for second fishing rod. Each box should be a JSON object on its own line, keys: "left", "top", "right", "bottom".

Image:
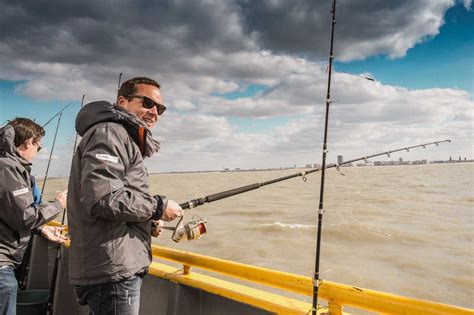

{"left": 46, "top": 94, "right": 85, "bottom": 315}
{"left": 17, "top": 107, "right": 68, "bottom": 291}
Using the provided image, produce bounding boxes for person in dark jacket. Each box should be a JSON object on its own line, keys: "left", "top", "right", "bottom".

{"left": 0, "top": 118, "right": 68, "bottom": 315}
{"left": 67, "top": 77, "right": 183, "bottom": 314}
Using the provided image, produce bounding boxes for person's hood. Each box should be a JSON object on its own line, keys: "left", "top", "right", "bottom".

{"left": 76, "top": 101, "right": 160, "bottom": 157}
{"left": 0, "top": 124, "right": 32, "bottom": 170}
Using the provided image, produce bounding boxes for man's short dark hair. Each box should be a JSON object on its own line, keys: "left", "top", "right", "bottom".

{"left": 9, "top": 118, "right": 45, "bottom": 147}
{"left": 117, "top": 77, "right": 161, "bottom": 99}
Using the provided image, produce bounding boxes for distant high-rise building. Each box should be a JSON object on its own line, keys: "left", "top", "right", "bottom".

{"left": 337, "top": 155, "right": 343, "bottom": 165}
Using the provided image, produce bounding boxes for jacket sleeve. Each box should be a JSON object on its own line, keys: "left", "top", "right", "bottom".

{"left": 0, "top": 166, "right": 61, "bottom": 231}
{"left": 80, "top": 124, "right": 162, "bottom": 222}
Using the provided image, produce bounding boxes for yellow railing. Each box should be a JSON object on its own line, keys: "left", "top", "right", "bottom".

{"left": 152, "top": 245, "right": 474, "bottom": 315}
{"left": 49, "top": 221, "right": 472, "bottom": 314}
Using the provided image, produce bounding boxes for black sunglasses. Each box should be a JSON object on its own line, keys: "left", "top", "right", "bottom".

{"left": 127, "top": 95, "right": 166, "bottom": 115}
{"left": 34, "top": 141, "right": 42, "bottom": 152}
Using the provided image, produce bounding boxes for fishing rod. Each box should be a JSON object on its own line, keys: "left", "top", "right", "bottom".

{"left": 42, "top": 103, "right": 71, "bottom": 128}
{"left": 46, "top": 95, "right": 85, "bottom": 314}
{"left": 335, "top": 69, "right": 375, "bottom": 81}
{"left": 118, "top": 72, "right": 123, "bottom": 90}
{"left": 18, "top": 111, "right": 65, "bottom": 290}
{"left": 41, "top": 112, "right": 63, "bottom": 196}
{"left": 177, "top": 140, "right": 451, "bottom": 211}
{"left": 0, "top": 103, "right": 69, "bottom": 130}
{"left": 161, "top": 140, "right": 450, "bottom": 243}
{"left": 45, "top": 112, "right": 68, "bottom": 314}
{"left": 313, "top": 0, "right": 336, "bottom": 312}
{"left": 72, "top": 95, "right": 86, "bottom": 154}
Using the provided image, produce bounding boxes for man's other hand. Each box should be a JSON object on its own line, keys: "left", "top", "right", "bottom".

{"left": 55, "top": 190, "right": 68, "bottom": 209}
{"left": 151, "top": 220, "right": 163, "bottom": 237}
{"left": 41, "top": 225, "right": 68, "bottom": 244}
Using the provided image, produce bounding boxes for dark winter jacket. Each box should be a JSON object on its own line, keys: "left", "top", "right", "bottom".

{"left": 67, "top": 101, "right": 167, "bottom": 285}
{"left": 0, "top": 125, "right": 62, "bottom": 267}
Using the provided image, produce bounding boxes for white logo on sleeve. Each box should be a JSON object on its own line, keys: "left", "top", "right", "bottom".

{"left": 95, "top": 154, "right": 119, "bottom": 163}
{"left": 13, "top": 188, "right": 29, "bottom": 196}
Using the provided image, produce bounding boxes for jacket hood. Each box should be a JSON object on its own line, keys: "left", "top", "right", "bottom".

{"left": 0, "top": 124, "right": 32, "bottom": 169}
{"left": 76, "top": 101, "right": 160, "bottom": 157}
{"left": 0, "top": 124, "right": 16, "bottom": 155}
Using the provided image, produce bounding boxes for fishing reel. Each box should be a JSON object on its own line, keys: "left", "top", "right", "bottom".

{"left": 156, "top": 214, "right": 208, "bottom": 243}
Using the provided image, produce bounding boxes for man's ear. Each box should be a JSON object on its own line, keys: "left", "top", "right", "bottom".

{"left": 116, "top": 95, "right": 127, "bottom": 107}
{"left": 25, "top": 138, "right": 35, "bottom": 149}
{"left": 17, "top": 138, "right": 32, "bottom": 151}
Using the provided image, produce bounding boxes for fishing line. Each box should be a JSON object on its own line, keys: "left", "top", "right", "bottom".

{"left": 42, "top": 103, "right": 71, "bottom": 128}
{"left": 339, "top": 167, "right": 388, "bottom": 237}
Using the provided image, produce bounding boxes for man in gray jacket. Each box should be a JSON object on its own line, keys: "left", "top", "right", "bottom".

{"left": 0, "top": 118, "right": 68, "bottom": 314}
{"left": 67, "top": 77, "right": 183, "bottom": 314}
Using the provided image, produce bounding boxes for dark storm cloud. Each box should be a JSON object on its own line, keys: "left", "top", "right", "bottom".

{"left": 0, "top": 0, "right": 454, "bottom": 77}
{"left": 238, "top": 0, "right": 453, "bottom": 60}
{"left": 0, "top": 0, "right": 248, "bottom": 67}
{"left": 0, "top": 0, "right": 261, "bottom": 101}
{"left": 0, "top": 0, "right": 457, "bottom": 103}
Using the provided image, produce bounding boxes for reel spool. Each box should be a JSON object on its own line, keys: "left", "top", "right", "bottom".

{"left": 158, "top": 214, "right": 207, "bottom": 243}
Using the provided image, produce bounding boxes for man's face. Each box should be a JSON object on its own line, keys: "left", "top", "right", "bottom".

{"left": 117, "top": 84, "right": 163, "bottom": 129}
{"left": 20, "top": 138, "right": 42, "bottom": 162}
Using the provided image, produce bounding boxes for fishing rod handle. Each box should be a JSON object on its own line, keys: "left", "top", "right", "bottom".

{"left": 179, "top": 198, "right": 206, "bottom": 210}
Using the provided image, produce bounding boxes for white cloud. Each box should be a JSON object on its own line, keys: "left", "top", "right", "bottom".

{"left": 154, "top": 113, "right": 233, "bottom": 144}
{"left": 463, "top": 0, "right": 472, "bottom": 10}
{"left": 172, "top": 100, "right": 195, "bottom": 111}
{"left": 144, "top": 63, "right": 473, "bottom": 172}
{"left": 12, "top": 62, "right": 114, "bottom": 101}
{"left": 336, "top": 1, "right": 452, "bottom": 61}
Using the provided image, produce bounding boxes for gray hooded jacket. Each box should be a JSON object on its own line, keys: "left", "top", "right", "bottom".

{"left": 0, "top": 125, "right": 61, "bottom": 267}
{"left": 67, "top": 101, "right": 166, "bottom": 285}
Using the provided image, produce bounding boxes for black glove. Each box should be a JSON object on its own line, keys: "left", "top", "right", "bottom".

{"left": 151, "top": 195, "right": 168, "bottom": 220}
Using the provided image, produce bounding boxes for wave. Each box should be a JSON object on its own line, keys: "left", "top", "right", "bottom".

{"left": 215, "top": 209, "right": 286, "bottom": 218}
{"left": 446, "top": 275, "right": 474, "bottom": 288}
{"left": 251, "top": 222, "right": 317, "bottom": 232}
{"left": 247, "top": 221, "right": 435, "bottom": 245}
{"left": 322, "top": 223, "right": 397, "bottom": 243}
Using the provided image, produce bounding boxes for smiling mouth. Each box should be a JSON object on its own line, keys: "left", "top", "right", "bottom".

{"left": 143, "top": 118, "right": 155, "bottom": 126}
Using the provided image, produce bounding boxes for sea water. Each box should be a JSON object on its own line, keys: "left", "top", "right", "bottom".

{"left": 42, "top": 163, "right": 473, "bottom": 309}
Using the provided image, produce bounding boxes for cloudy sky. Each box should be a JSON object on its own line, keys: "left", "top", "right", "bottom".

{"left": 0, "top": 0, "right": 472, "bottom": 177}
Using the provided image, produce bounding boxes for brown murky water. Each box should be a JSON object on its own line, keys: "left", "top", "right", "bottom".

{"left": 40, "top": 163, "right": 473, "bottom": 309}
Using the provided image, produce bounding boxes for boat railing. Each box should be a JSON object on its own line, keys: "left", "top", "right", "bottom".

{"left": 49, "top": 222, "right": 472, "bottom": 314}
{"left": 151, "top": 245, "right": 473, "bottom": 315}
